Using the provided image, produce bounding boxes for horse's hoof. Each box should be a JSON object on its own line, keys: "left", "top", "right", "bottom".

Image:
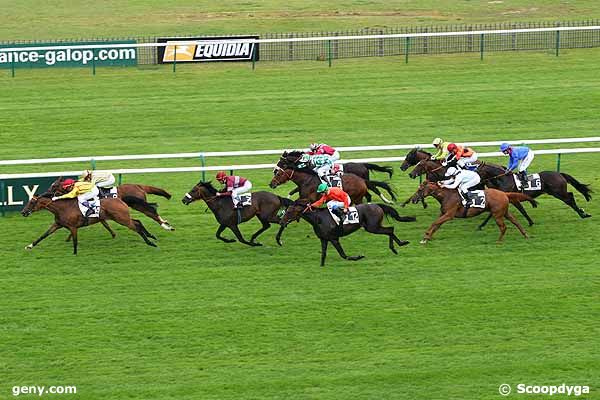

{"left": 348, "top": 255, "right": 365, "bottom": 261}
{"left": 398, "top": 240, "right": 410, "bottom": 247}
{"left": 25, "top": 244, "right": 33, "bottom": 250}
{"left": 161, "top": 222, "right": 175, "bottom": 231}
{"left": 583, "top": 214, "right": 592, "bottom": 219}
{"left": 252, "top": 242, "right": 263, "bottom": 247}
{"left": 419, "top": 239, "right": 428, "bottom": 245}
{"left": 391, "top": 248, "right": 398, "bottom": 255}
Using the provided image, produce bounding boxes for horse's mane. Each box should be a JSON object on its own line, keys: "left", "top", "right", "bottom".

{"left": 285, "top": 150, "right": 304, "bottom": 158}
{"left": 416, "top": 148, "right": 431, "bottom": 157}
{"left": 199, "top": 181, "right": 218, "bottom": 194}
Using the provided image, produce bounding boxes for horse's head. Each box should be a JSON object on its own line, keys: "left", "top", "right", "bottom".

{"left": 21, "top": 195, "right": 51, "bottom": 217}
{"left": 46, "top": 177, "right": 67, "bottom": 196}
{"left": 401, "top": 148, "right": 419, "bottom": 171}
{"left": 410, "top": 181, "right": 439, "bottom": 204}
{"left": 280, "top": 199, "right": 310, "bottom": 227}
{"left": 408, "top": 159, "right": 443, "bottom": 180}
{"left": 182, "top": 181, "right": 217, "bottom": 205}
{"left": 270, "top": 166, "right": 294, "bottom": 189}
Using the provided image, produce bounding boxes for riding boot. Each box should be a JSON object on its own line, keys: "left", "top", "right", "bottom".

{"left": 333, "top": 209, "right": 345, "bottom": 236}
{"left": 519, "top": 171, "right": 528, "bottom": 192}
{"left": 461, "top": 191, "right": 471, "bottom": 218}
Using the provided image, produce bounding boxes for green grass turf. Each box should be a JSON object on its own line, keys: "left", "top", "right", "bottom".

{"left": 1, "top": 50, "right": 600, "bottom": 398}
{"left": 1, "top": 1, "right": 600, "bottom": 40}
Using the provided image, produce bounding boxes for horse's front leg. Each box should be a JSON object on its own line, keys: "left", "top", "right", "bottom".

{"left": 421, "top": 210, "right": 457, "bottom": 244}
{"left": 26, "top": 223, "right": 62, "bottom": 250}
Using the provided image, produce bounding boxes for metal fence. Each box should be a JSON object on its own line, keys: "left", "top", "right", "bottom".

{"left": 2, "top": 19, "right": 600, "bottom": 65}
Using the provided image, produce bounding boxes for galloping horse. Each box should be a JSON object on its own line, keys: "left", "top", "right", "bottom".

{"left": 276, "top": 200, "right": 414, "bottom": 266}
{"left": 476, "top": 163, "right": 592, "bottom": 221}
{"left": 48, "top": 177, "right": 175, "bottom": 231}
{"left": 271, "top": 151, "right": 396, "bottom": 203}
{"left": 409, "top": 181, "right": 536, "bottom": 244}
{"left": 22, "top": 194, "right": 157, "bottom": 254}
{"left": 182, "top": 181, "right": 292, "bottom": 246}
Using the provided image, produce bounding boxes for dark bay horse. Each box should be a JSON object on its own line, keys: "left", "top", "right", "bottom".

{"left": 409, "top": 181, "right": 536, "bottom": 244}
{"left": 182, "top": 181, "right": 292, "bottom": 246}
{"left": 477, "top": 163, "right": 592, "bottom": 221}
{"left": 272, "top": 151, "right": 396, "bottom": 203}
{"left": 48, "top": 178, "right": 175, "bottom": 230}
{"left": 22, "top": 194, "right": 157, "bottom": 254}
{"left": 276, "top": 200, "right": 414, "bottom": 266}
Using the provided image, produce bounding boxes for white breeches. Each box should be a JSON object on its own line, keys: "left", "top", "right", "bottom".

{"left": 457, "top": 154, "right": 478, "bottom": 168}
{"left": 77, "top": 186, "right": 99, "bottom": 203}
{"left": 458, "top": 175, "right": 481, "bottom": 192}
{"left": 330, "top": 151, "right": 341, "bottom": 162}
{"left": 518, "top": 151, "right": 534, "bottom": 172}
{"left": 315, "top": 165, "right": 332, "bottom": 179}
{"left": 96, "top": 175, "right": 116, "bottom": 188}
{"left": 327, "top": 197, "right": 349, "bottom": 212}
{"left": 232, "top": 181, "right": 252, "bottom": 201}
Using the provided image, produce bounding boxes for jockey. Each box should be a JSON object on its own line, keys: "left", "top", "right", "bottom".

{"left": 81, "top": 169, "right": 116, "bottom": 189}
{"left": 500, "top": 143, "right": 534, "bottom": 191}
{"left": 311, "top": 183, "right": 351, "bottom": 224}
{"left": 215, "top": 171, "right": 252, "bottom": 208}
{"left": 444, "top": 143, "right": 478, "bottom": 169}
{"left": 299, "top": 153, "right": 334, "bottom": 184}
{"left": 308, "top": 143, "right": 341, "bottom": 162}
{"left": 438, "top": 166, "right": 481, "bottom": 216}
{"left": 51, "top": 178, "right": 99, "bottom": 218}
{"left": 431, "top": 137, "right": 450, "bottom": 161}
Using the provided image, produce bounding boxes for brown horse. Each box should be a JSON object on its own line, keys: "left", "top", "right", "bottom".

{"left": 48, "top": 178, "right": 175, "bottom": 231}
{"left": 21, "top": 194, "right": 157, "bottom": 254}
{"left": 182, "top": 181, "right": 292, "bottom": 246}
{"left": 409, "top": 181, "right": 536, "bottom": 244}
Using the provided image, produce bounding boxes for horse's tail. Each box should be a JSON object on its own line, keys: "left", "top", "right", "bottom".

{"left": 506, "top": 192, "right": 538, "bottom": 208}
{"left": 364, "top": 163, "right": 393, "bottom": 178}
{"left": 561, "top": 173, "right": 592, "bottom": 201}
{"left": 366, "top": 180, "right": 397, "bottom": 203}
{"left": 122, "top": 196, "right": 159, "bottom": 214}
{"left": 277, "top": 196, "right": 294, "bottom": 208}
{"left": 138, "top": 185, "right": 172, "bottom": 200}
{"left": 376, "top": 204, "right": 416, "bottom": 222}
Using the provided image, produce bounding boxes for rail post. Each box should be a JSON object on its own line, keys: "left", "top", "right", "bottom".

{"left": 555, "top": 30, "right": 561, "bottom": 57}
{"left": 118, "top": 173, "right": 122, "bottom": 185}
{"left": 480, "top": 33, "right": 485, "bottom": 61}
{"left": 91, "top": 158, "right": 96, "bottom": 170}
{"left": 0, "top": 181, "right": 5, "bottom": 217}
{"left": 173, "top": 45, "right": 177, "bottom": 73}
{"left": 11, "top": 56, "right": 15, "bottom": 77}
{"left": 92, "top": 48, "right": 96, "bottom": 75}
{"left": 556, "top": 153, "right": 561, "bottom": 172}
{"left": 229, "top": 169, "right": 234, "bottom": 176}
{"left": 252, "top": 43, "right": 257, "bottom": 70}
{"left": 405, "top": 37, "right": 410, "bottom": 64}
{"left": 327, "top": 40, "right": 332, "bottom": 67}
{"left": 199, "top": 153, "right": 206, "bottom": 182}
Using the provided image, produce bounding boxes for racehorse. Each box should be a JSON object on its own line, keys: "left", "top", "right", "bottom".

{"left": 400, "top": 148, "right": 433, "bottom": 171}
{"left": 21, "top": 194, "right": 157, "bottom": 255}
{"left": 48, "top": 177, "right": 175, "bottom": 231}
{"left": 409, "top": 181, "right": 536, "bottom": 244}
{"left": 271, "top": 151, "right": 396, "bottom": 203}
{"left": 476, "top": 163, "right": 592, "bottom": 223}
{"left": 182, "top": 181, "right": 292, "bottom": 246}
{"left": 405, "top": 158, "right": 536, "bottom": 228}
{"left": 276, "top": 200, "right": 414, "bottom": 266}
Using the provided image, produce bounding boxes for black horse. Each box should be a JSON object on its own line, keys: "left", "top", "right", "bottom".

{"left": 477, "top": 163, "right": 592, "bottom": 223}
{"left": 276, "top": 151, "right": 396, "bottom": 203}
{"left": 182, "top": 181, "right": 292, "bottom": 246}
{"left": 276, "top": 200, "right": 415, "bottom": 266}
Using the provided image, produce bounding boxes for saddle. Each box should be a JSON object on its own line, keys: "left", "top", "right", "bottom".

{"left": 514, "top": 173, "right": 541, "bottom": 191}
{"left": 78, "top": 198, "right": 100, "bottom": 218}
{"left": 232, "top": 193, "right": 252, "bottom": 208}
{"left": 329, "top": 206, "right": 360, "bottom": 225}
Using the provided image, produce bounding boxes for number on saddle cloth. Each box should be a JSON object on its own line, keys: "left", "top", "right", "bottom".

{"left": 98, "top": 187, "right": 118, "bottom": 199}
{"left": 327, "top": 175, "right": 343, "bottom": 188}
{"left": 514, "top": 173, "right": 542, "bottom": 191}
{"left": 233, "top": 193, "right": 252, "bottom": 208}
{"left": 461, "top": 190, "right": 486, "bottom": 209}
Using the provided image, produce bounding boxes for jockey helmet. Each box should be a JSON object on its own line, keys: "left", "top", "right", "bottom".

{"left": 432, "top": 137, "right": 443, "bottom": 146}
{"left": 216, "top": 171, "right": 227, "bottom": 182}
{"left": 62, "top": 178, "right": 76, "bottom": 189}
{"left": 317, "top": 183, "right": 329, "bottom": 193}
{"left": 500, "top": 143, "right": 511, "bottom": 153}
{"left": 447, "top": 143, "right": 458, "bottom": 153}
{"left": 81, "top": 169, "right": 92, "bottom": 180}
{"left": 445, "top": 167, "right": 459, "bottom": 177}
{"left": 309, "top": 143, "right": 320, "bottom": 151}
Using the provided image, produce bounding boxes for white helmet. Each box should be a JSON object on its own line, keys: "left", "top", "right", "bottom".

{"left": 445, "top": 166, "right": 459, "bottom": 177}
{"left": 309, "top": 143, "right": 319, "bottom": 151}
{"left": 81, "top": 169, "right": 92, "bottom": 180}
{"left": 432, "top": 137, "right": 443, "bottom": 146}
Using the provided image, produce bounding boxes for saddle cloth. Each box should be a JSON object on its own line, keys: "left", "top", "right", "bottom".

{"left": 514, "top": 173, "right": 541, "bottom": 191}
{"left": 329, "top": 206, "right": 360, "bottom": 225}
{"left": 98, "top": 187, "right": 118, "bottom": 199}
{"left": 461, "top": 190, "right": 486, "bottom": 209}
{"left": 78, "top": 198, "right": 100, "bottom": 218}
{"left": 232, "top": 193, "right": 252, "bottom": 208}
{"left": 327, "top": 175, "right": 343, "bottom": 188}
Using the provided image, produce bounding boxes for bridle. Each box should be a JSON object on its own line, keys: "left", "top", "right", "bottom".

{"left": 272, "top": 166, "right": 294, "bottom": 186}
